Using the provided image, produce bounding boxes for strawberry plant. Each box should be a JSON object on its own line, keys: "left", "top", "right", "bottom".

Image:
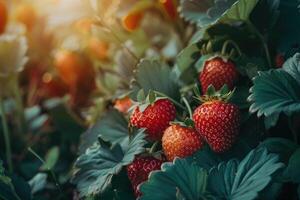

{"left": 0, "top": 0, "right": 300, "bottom": 199}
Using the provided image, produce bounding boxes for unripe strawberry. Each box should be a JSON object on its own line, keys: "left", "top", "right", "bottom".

{"left": 114, "top": 96, "right": 132, "bottom": 113}
{"left": 14, "top": 4, "right": 37, "bottom": 31}
{"left": 199, "top": 57, "right": 239, "bottom": 94}
{"left": 0, "top": 0, "right": 7, "bottom": 34}
{"left": 159, "top": 0, "right": 178, "bottom": 20}
{"left": 130, "top": 99, "right": 176, "bottom": 141}
{"left": 127, "top": 156, "right": 163, "bottom": 197}
{"left": 162, "top": 124, "right": 204, "bottom": 161}
{"left": 122, "top": 11, "right": 144, "bottom": 32}
{"left": 193, "top": 100, "right": 240, "bottom": 153}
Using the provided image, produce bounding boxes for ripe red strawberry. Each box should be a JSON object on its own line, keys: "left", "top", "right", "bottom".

{"left": 162, "top": 124, "right": 204, "bottom": 161}
{"left": 199, "top": 57, "right": 239, "bottom": 94}
{"left": 130, "top": 99, "right": 176, "bottom": 141}
{"left": 127, "top": 156, "right": 163, "bottom": 197}
{"left": 193, "top": 100, "right": 240, "bottom": 153}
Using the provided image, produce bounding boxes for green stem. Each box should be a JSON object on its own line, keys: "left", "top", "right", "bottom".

{"left": 12, "top": 77, "right": 26, "bottom": 133}
{"left": 182, "top": 96, "right": 192, "bottom": 119}
{"left": 288, "top": 117, "right": 298, "bottom": 143}
{"left": 154, "top": 91, "right": 186, "bottom": 110}
{"left": 221, "top": 40, "right": 242, "bottom": 57}
{"left": 0, "top": 98, "right": 13, "bottom": 173}
{"left": 28, "top": 147, "right": 62, "bottom": 194}
{"left": 246, "top": 20, "right": 272, "bottom": 68}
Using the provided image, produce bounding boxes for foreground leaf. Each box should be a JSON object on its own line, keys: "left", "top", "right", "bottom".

{"left": 208, "top": 148, "right": 284, "bottom": 200}
{"left": 140, "top": 158, "right": 210, "bottom": 200}
{"left": 72, "top": 130, "right": 147, "bottom": 197}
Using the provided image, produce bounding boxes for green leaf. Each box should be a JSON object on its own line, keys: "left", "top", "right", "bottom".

{"left": 179, "top": 0, "right": 237, "bottom": 27}
{"left": 72, "top": 129, "right": 147, "bottom": 197}
{"left": 264, "top": 114, "right": 280, "bottom": 129}
{"left": 275, "top": 0, "right": 300, "bottom": 53}
{"left": 228, "top": 86, "right": 250, "bottom": 109}
{"left": 130, "top": 59, "right": 180, "bottom": 101}
{"left": 28, "top": 173, "right": 47, "bottom": 194}
{"left": 140, "top": 158, "right": 210, "bottom": 200}
{"left": 40, "top": 146, "right": 59, "bottom": 170}
{"left": 248, "top": 69, "right": 300, "bottom": 117}
{"left": 0, "top": 161, "right": 31, "bottom": 200}
{"left": 283, "top": 148, "right": 300, "bottom": 183}
{"left": 79, "top": 109, "right": 129, "bottom": 154}
{"left": 282, "top": 53, "right": 300, "bottom": 85}
{"left": 258, "top": 138, "right": 298, "bottom": 163}
{"left": 44, "top": 98, "right": 85, "bottom": 142}
{"left": 207, "top": 148, "right": 284, "bottom": 200}
{"left": 174, "top": 43, "right": 200, "bottom": 83}
{"left": 218, "top": 0, "right": 260, "bottom": 23}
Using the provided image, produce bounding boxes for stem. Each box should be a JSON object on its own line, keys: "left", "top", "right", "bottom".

{"left": 154, "top": 91, "right": 186, "bottom": 110}
{"left": 0, "top": 98, "right": 13, "bottom": 173}
{"left": 288, "top": 117, "right": 298, "bottom": 143}
{"left": 221, "top": 40, "right": 242, "bottom": 57}
{"left": 246, "top": 20, "right": 272, "bottom": 68}
{"left": 182, "top": 96, "right": 192, "bottom": 119}
{"left": 95, "top": 17, "right": 139, "bottom": 62}
{"left": 12, "top": 77, "right": 26, "bottom": 133}
{"left": 28, "top": 147, "right": 62, "bottom": 193}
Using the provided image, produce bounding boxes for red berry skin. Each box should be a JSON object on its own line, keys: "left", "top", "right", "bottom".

{"left": 127, "top": 156, "right": 163, "bottom": 197}
{"left": 199, "top": 57, "right": 239, "bottom": 94}
{"left": 275, "top": 54, "right": 285, "bottom": 68}
{"left": 162, "top": 125, "right": 204, "bottom": 161}
{"left": 130, "top": 99, "right": 176, "bottom": 141}
{"left": 193, "top": 101, "right": 240, "bottom": 153}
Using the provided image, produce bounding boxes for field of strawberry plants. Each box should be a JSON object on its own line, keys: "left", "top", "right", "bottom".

{"left": 0, "top": 0, "right": 300, "bottom": 199}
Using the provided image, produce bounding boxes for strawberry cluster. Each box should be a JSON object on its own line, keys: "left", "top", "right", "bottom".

{"left": 125, "top": 55, "right": 241, "bottom": 197}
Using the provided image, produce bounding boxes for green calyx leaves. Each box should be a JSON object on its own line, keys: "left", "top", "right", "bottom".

{"left": 196, "top": 84, "right": 235, "bottom": 103}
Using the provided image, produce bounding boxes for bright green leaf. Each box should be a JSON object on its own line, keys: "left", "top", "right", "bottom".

{"left": 41, "top": 146, "right": 59, "bottom": 170}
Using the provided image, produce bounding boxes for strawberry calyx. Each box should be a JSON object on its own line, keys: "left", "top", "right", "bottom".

{"left": 195, "top": 84, "right": 235, "bottom": 103}
{"left": 131, "top": 89, "right": 168, "bottom": 113}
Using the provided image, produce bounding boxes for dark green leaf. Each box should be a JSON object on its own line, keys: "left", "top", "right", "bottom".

{"left": 72, "top": 130, "right": 147, "bottom": 197}
{"left": 28, "top": 173, "right": 47, "bottom": 194}
{"left": 248, "top": 69, "right": 300, "bottom": 117}
{"left": 207, "top": 148, "right": 284, "bottom": 200}
{"left": 283, "top": 148, "right": 300, "bottom": 183}
{"left": 140, "top": 158, "right": 210, "bottom": 200}
{"left": 79, "top": 109, "right": 129, "bottom": 154}
{"left": 258, "top": 138, "right": 298, "bottom": 163}
{"left": 130, "top": 59, "right": 180, "bottom": 101}
{"left": 44, "top": 98, "right": 85, "bottom": 142}
{"left": 282, "top": 53, "right": 300, "bottom": 85}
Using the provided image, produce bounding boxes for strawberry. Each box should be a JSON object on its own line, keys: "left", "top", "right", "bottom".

{"left": 162, "top": 124, "right": 204, "bottom": 161}
{"left": 0, "top": 0, "right": 7, "bottom": 34}
{"left": 193, "top": 100, "right": 240, "bottom": 153}
{"left": 275, "top": 53, "right": 285, "bottom": 68}
{"left": 199, "top": 57, "right": 239, "bottom": 94}
{"left": 130, "top": 99, "right": 176, "bottom": 141}
{"left": 159, "top": 0, "right": 178, "bottom": 20}
{"left": 127, "top": 156, "right": 163, "bottom": 197}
